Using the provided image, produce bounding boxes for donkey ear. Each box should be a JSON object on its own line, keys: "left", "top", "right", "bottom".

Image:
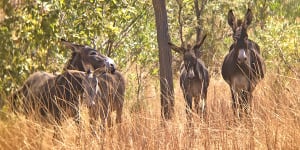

{"left": 168, "top": 42, "right": 184, "bottom": 54}
{"left": 193, "top": 34, "right": 207, "bottom": 57}
{"left": 61, "top": 39, "right": 81, "bottom": 53}
{"left": 228, "top": 10, "right": 235, "bottom": 29}
{"left": 244, "top": 9, "right": 253, "bottom": 28}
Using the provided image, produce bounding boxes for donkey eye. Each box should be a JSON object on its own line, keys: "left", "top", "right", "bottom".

{"left": 89, "top": 51, "right": 97, "bottom": 56}
{"left": 244, "top": 37, "right": 248, "bottom": 41}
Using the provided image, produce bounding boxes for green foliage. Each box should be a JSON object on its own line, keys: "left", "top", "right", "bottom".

{"left": 257, "top": 15, "right": 300, "bottom": 76}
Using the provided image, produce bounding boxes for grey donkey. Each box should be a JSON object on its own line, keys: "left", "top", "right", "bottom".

{"left": 168, "top": 35, "right": 209, "bottom": 121}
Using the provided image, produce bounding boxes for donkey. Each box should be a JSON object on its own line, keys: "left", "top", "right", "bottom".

{"left": 87, "top": 69, "right": 125, "bottom": 133}
{"left": 37, "top": 69, "right": 100, "bottom": 140}
{"left": 11, "top": 69, "right": 102, "bottom": 141}
{"left": 61, "top": 40, "right": 126, "bottom": 133}
{"left": 221, "top": 9, "right": 266, "bottom": 118}
{"left": 168, "top": 35, "right": 209, "bottom": 121}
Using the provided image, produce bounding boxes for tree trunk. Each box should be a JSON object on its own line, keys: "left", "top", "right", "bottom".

{"left": 194, "top": 0, "right": 202, "bottom": 42}
{"left": 152, "top": 0, "right": 174, "bottom": 120}
{"left": 194, "top": 0, "right": 206, "bottom": 58}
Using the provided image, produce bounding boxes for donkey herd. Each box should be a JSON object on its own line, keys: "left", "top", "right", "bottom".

{"left": 9, "top": 9, "right": 265, "bottom": 141}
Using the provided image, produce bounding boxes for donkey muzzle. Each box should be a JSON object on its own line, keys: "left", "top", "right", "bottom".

{"left": 237, "top": 49, "right": 247, "bottom": 64}
{"left": 187, "top": 69, "right": 195, "bottom": 79}
{"left": 105, "top": 57, "right": 116, "bottom": 73}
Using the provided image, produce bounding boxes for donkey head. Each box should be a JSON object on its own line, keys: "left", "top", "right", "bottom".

{"left": 82, "top": 67, "right": 107, "bottom": 108}
{"left": 168, "top": 35, "right": 207, "bottom": 79}
{"left": 228, "top": 9, "right": 253, "bottom": 65}
{"left": 64, "top": 69, "right": 100, "bottom": 108}
{"left": 61, "top": 39, "right": 110, "bottom": 72}
{"left": 81, "top": 70, "right": 99, "bottom": 108}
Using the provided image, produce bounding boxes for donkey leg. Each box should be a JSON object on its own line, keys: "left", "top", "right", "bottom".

{"left": 73, "top": 109, "right": 82, "bottom": 126}
{"left": 100, "top": 108, "right": 112, "bottom": 130}
{"left": 99, "top": 107, "right": 109, "bottom": 132}
{"left": 237, "top": 91, "right": 247, "bottom": 119}
{"left": 53, "top": 115, "right": 63, "bottom": 143}
{"left": 243, "top": 90, "right": 252, "bottom": 116}
{"left": 116, "top": 103, "right": 123, "bottom": 124}
{"left": 89, "top": 117, "right": 97, "bottom": 136}
{"left": 195, "top": 95, "right": 206, "bottom": 121}
{"left": 23, "top": 95, "right": 33, "bottom": 117}
{"left": 53, "top": 126, "right": 63, "bottom": 143}
{"left": 194, "top": 96, "right": 200, "bottom": 116}
{"left": 107, "top": 110, "right": 112, "bottom": 128}
{"left": 89, "top": 106, "right": 99, "bottom": 136}
{"left": 248, "top": 92, "right": 253, "bottom": 114}
{"left": 238, "top": 90, "right": 250, "bottom": 119}
{"left": 201, "top": 97, "right": 207, "bottom": 121}
{"left": 185, "top": 94, "right": 193, "bottom": 122}
{"left": 72, "top": 106, "right": 84, "bottom": 145}
{"left": 246, "top": 92, "right": 254, "bottom": 126}
{"left": 201, "top": 87, "right": 208, "bottom": 120}
{"left": 231, "top": 89, "right": 239, "bottom": 118}
{"left": 73, "top": 108, "right": 83, "bottom": 131}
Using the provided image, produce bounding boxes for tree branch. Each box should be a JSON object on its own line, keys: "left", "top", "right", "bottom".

{"left": 112, "top": 10, "right": 145, "bottom": 51}
{"left": 176, "top": 0, "right": 184, "bottom": 47}
{"left": 194, "top": 0, "right": 206, "bottom": 43}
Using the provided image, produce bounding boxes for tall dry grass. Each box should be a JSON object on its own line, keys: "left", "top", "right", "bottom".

{"left": 0, "top": 72, "right": 299, "bottom": 149}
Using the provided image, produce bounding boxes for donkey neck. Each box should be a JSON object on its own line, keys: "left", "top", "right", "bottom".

{"left": 65, "top": 53, "right": 85, "bottom": 71}
{"left": 182, "top": 59, "right": 203, "bottom": 80}
{"left": 55, "top": 72, "right": 85, "bottom": 98}
{"left": 226, "top": 48, "right": 251, "bottom": 74}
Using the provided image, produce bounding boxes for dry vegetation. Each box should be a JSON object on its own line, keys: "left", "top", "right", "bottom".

{"left": 0, "top": 71, "right": 299, "bottom": 150}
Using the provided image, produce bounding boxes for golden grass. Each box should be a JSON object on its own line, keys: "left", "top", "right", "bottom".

{"left": 0, "top": 73, "right": 299, "bottom": 149}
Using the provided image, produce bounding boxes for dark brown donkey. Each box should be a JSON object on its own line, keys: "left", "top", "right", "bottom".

{"left": 221, "top": 9, "right": 266, "bottom": 118}
{"left": 87, "top": 69, "right": 125, "bottom": 133}
{"left": 11, "top": 70, "right": 101, "bottom": 141}
{"left": 38, "top": 69, "right": 100, "bottom": 140}
{"left": 10, "top": 40, "right": 108, "bottom": 140}
{"left": 168, "top": 35, "right": 209, "bottom": 121}
{"left": 61, "top": 40, "right": 125, "bottom": 133}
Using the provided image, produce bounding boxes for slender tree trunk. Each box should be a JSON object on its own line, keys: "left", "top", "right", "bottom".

{"left": 194, "top": 0, "right": 202, "bottom": 42}
{"left": 194, "top": 0, "right": 207, "bottom": 58}
{"left": 152, "top": 0, "right": 174, "bottom": 120}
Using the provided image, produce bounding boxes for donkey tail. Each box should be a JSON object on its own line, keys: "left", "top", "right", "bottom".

{"left": 8, "top": 88, "right": 24, "bottom": 114}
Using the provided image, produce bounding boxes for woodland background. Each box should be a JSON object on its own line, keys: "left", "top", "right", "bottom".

{"left": 0, "top": 0, "right": 299, "bottom": 149}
